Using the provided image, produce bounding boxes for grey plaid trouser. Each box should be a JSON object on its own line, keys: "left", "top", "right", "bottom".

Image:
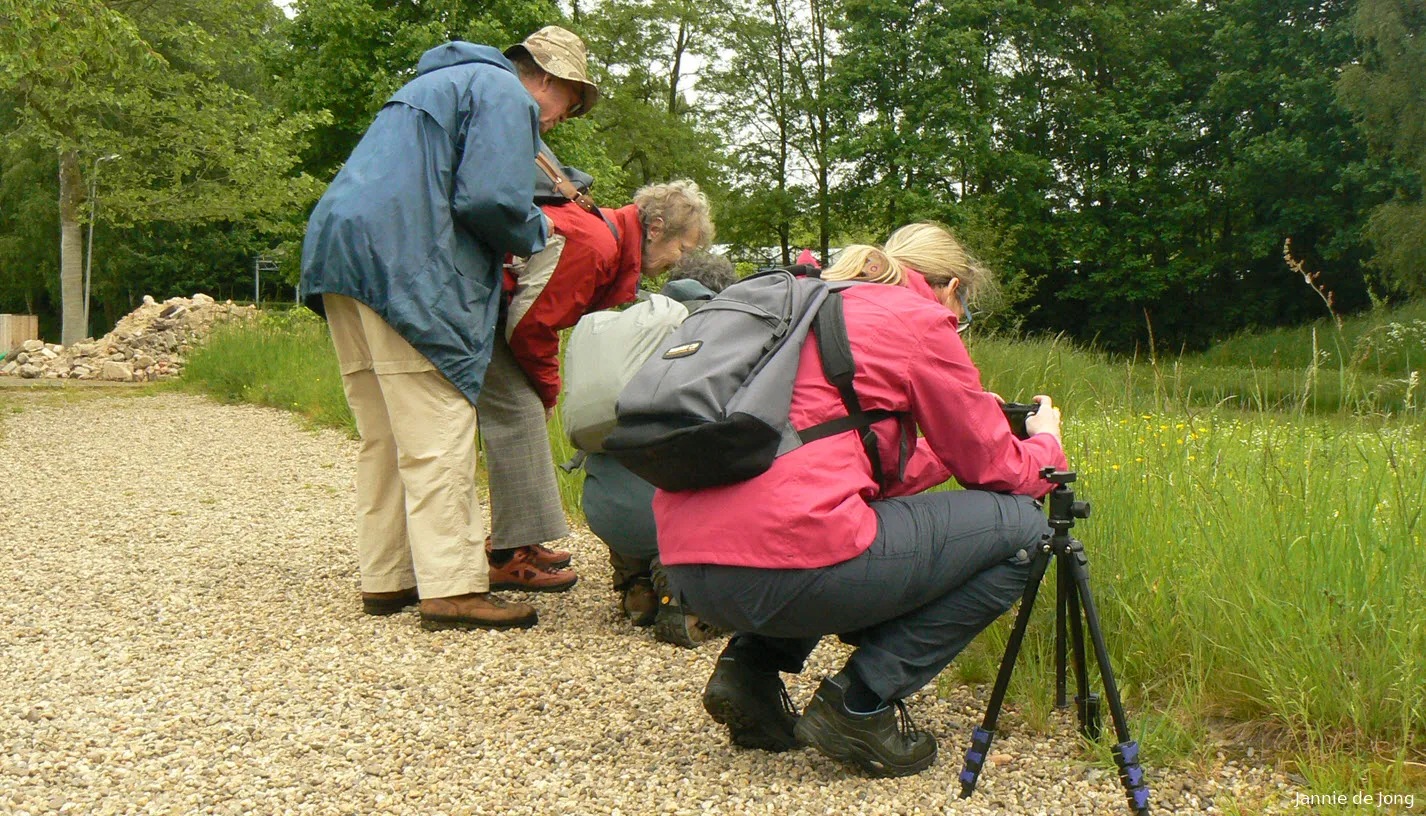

{"left": 476, "top": 329, "right": 569, "bottom": 550}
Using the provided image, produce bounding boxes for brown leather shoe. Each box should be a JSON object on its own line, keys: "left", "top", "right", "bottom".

{"left": 489, "top": 546, "right": 579, "bottom": 593}
{"left": 362, "top": 587, "right": 419, "bottom": 616}
{"left": 528, "top": 542, "right": 572, "bottom": 569}
{"left": 419, "top": 593, "right": 538, "bottom": 631}
{"left": 486, "top": 536, "right": 571, "bottom": 569}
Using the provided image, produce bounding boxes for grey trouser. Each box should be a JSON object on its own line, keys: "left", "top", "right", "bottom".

{"left": 475, "top": 328, "right": 569, "bottom": 550}
{"left": 663, "top": 491, "right": 1046, "bottom": 703}
{"left": 582, "top": 453, "right": 660, "bottom": 588}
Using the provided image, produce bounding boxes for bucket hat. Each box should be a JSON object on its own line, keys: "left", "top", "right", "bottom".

{"left": 505, "top": 26, "right": 599, "bottom": 116}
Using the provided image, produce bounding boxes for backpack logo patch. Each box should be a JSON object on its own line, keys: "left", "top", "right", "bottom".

{"left": 663, "top": 341, "right": 703, "bottom": 359}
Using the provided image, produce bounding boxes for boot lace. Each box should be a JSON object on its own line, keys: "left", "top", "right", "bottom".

{"left": 892, "top": 700, "right": 922, "bottom": 742}
{"left": 778, "top": 684, "right": 798, "bottom": 718}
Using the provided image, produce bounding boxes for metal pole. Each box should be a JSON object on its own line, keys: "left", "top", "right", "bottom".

{"left": 84, "top": 162, "right": 97, "bottom": 337}
{"left": 254, "top": 257, "right": 260, "bottom": 306}
{"left": 84, "top": 154, "right": 118, "bottom": 339}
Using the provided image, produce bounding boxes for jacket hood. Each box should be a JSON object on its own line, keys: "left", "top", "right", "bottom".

{"left": 660, "top": 278, "right": 717, "bottom": 305}
{"left": 416, "top": 42, "right": 513, "bottom": 76}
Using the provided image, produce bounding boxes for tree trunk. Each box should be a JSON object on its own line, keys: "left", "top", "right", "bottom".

{"left": 58, "top": 150, "right": 86, "bottom": 345}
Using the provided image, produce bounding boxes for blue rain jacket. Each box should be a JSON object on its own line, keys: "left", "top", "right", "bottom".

{"left": 300, "top": 42, "right": 548, "bottom": 404}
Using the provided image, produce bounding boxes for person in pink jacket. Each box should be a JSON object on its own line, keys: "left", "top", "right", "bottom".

{"left": 654, "top": 224, "right": 1066, "bottom": 777}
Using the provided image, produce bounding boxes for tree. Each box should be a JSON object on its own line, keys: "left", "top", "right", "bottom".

{"left": 580, "top": 0, "right": 728, "bottom": 200}
{"left": 703, "top": 0, "right": 844, "bottom": 264}
{"left": 275, "top": 0, "right": 560, "bottom": 180}
{"left": 1338, "top": 0, "right": 1426, "bottom": 293}
{"left": 0, "top": 0, "right": 325, "bottom": 344}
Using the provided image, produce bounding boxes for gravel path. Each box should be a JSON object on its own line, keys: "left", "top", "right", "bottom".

{"left": 0, "top": 391, "right": 1299, "bottom": 815}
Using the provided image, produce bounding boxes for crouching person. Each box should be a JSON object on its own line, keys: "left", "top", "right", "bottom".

{"left": 652, "top": 223, "right": 1067, "bottom": 775}
{"left": 578, "top": 252, "right": 737, "bottom": 645}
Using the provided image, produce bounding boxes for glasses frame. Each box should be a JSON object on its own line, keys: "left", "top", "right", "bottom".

{"left": 956, "top": 290, "right": 973, "bottom": 334}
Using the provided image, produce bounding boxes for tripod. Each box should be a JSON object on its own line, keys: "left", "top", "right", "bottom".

{"left": 957, "top": 467, "right": 1151, "bottom": 815}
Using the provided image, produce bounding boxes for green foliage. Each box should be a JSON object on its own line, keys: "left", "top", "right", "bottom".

{"left": 1337, "top": 0, "right": 1426, "bottom": 294}
{"left": 577, "top": 0, "right": 728, "bottom": 201}
{"left": 0, "top": 0, "right": 326, "bottom": 223}
{"left": 181, "top": 309, "right": 354, "bottom": 433}
{"left": 275, "top": 0, "right": 558, "bottom": 179}
{"left": 0, "top": 0, "right": 327, "bottom": 343}
{"left": 1190, "top": 299, "right": 1426, "bottom": 378}
{"left": 834, "top": 0, "right": 1396, "bottom": 352}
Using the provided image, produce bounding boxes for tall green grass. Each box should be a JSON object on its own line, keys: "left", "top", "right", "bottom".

{"left": 969, "top": 331, "right": 1424, "bottom": 416}
{"left": 1191, "top": 300, "right": 1426, "bottom": 378}
{"left": 182, "top": 309, "right": 355, "bottom": 432}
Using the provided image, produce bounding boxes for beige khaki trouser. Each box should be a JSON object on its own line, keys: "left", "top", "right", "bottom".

{"left": 323, "top": 294, "right": 488, "bottom": 597}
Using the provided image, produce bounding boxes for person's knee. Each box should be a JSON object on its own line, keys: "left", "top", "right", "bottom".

{"left": 1002, "top": 494, "right": 1049, "bottom": 549}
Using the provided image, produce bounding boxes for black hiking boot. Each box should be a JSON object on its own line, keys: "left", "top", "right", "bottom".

{"left": 794, "top": 673, "right": 938, "bottom": 777}
{"left": 702, "top": 653, "right": 803, "bottom": 752}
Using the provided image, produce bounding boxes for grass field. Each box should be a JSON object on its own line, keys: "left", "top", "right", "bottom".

{"left": 181, "top": 303, "right": 1425, "bottom": 803}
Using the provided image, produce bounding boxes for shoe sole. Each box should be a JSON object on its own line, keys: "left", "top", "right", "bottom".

{"left": 362, "top": 596, "right": 418, "bottom": 616}
{"left": 703, "top": 689, "right": 801, "bottom": 753}
{"left": 794, "top": 709, "right": 937, "bottom": 778}
{"left": 419, "top": 613, "right": 538, "bottom": 631}
{"left": 489, "top": 575, "right": 578, "bottom": 593}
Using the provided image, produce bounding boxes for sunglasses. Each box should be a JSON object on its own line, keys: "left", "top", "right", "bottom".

{"left": 956, "top": 290, "right": 973, "bottom": 334}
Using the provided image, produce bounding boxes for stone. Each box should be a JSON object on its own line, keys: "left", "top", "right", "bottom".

{"left": 14, "top": 352, "right": 29, "bottom": 365}
{"left": 134, "top": 354, "right": 157, "bottom": 369}
{"left": 101, "top": 361, "right": 134, "bottom": 382}
{"left": 193, "top": 293, "right": 215, "bottom": 304}
{"left": 22, "top": 339, "right": 44, "bottom": 352}
{"left": 1, "top": 361, "right": 17, "bottom": 376}
{"left": 39, "top": 347, "right": 59, "bottom": 360}
{"left": 19, "top": 364, "right": 41, "bottom": 378}
{"left": 143, "top": 295, "right": 157, "bottom": 305}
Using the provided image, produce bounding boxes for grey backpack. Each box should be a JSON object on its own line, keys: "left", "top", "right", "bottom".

{"left": 602, "top": 270, "right": 907, "bottom": 492}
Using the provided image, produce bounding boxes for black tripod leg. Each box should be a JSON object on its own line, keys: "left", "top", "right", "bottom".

{"left": 958, "top": 543, "right": 1052, "bottom": 799}
{"left": 1065, "top": 564, "right": 1099, "bottom": 740}
{"left": 1056, "top": 559, "right": 1069, "bottom": 709}
{"left": 1064, "top": 542, "right": 1151, "bottom": 815}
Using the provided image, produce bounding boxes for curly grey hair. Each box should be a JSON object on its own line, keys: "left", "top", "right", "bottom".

{"left": 633, "top": 180, "right": 715, "bottom": 248}
{"left": 667, "top": 251, "right": 737, "bottom": 294}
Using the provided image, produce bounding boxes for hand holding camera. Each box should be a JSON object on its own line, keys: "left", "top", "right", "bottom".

{"left": 1001, "top": 395, "right": 1062, "bottom": 442}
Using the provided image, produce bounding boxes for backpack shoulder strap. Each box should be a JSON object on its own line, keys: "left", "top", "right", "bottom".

{"left": 534, "top": 153, "right": 620, "bottom": 243}
{"left": 798, "top": 290, "right": 902, "bottom": 491}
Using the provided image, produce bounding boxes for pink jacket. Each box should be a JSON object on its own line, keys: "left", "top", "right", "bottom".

{"left": 653, "top": 281, "right": 1066, "bottom": 569}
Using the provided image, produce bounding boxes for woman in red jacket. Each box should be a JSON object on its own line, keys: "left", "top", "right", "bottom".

{"left": 654, "top": 223, "right": 1066, "bottom": 777}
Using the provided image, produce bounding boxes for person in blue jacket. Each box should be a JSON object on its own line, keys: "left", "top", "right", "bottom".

{"left": 300, "top": 27, "right": 598, "bottom": 632}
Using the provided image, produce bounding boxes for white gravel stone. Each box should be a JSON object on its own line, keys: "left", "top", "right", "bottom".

{"left": 0, "top": 391, "right": 1303, "bottom": 815}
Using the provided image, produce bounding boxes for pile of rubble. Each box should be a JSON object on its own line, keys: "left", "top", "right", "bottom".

{"left": 0, "top": 294, "right": 257, "bottom": 382}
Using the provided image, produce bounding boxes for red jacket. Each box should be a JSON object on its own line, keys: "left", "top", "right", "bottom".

{"left": 653, "top": 281, "right": 1067, "bottom": 569}
{"left": 505, "top": 203, "right": 644, "bottom": 407}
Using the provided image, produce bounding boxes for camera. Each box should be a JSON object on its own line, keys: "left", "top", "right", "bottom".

{"left": 1000, "top": 402, "right": 1038, "bottom": 440}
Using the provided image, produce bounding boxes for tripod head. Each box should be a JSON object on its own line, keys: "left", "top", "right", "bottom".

{"left": 1040, "top": 467, "right": 1091, "bottom": 534}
